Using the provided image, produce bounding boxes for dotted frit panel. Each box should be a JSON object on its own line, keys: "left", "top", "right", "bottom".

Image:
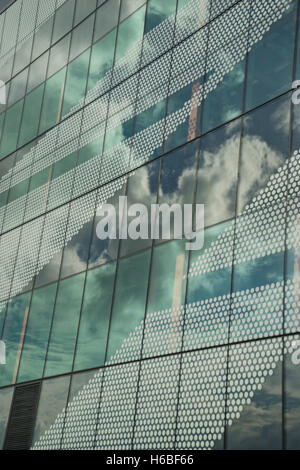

{"left": 230, "top": 282, "right": 284, "bottom": 342}
{"left": 95, "top": 363, "right": 139, "bottom": 450}
{"left": 176, "top": 347, "right": 227, "bottom": 450}
{"left": 34, "top": 204, "right": 69, "bottom": 279}
{"left": 175, "top": 0, "right": 210, "bottom": 45}
{"left": 226, "top": 338, "right": 283, "bottom": 429}
{"left": 142, "top": 306, "right": 185, "bottom": 359}
{"left": 0, "top": 227, "right": 21, "bottom": 302}
{"left": 133, "top": 355, "right": 181, "bottom": 450}
{"left": 10, "top": 216, "right": 44, "bottom": 298}
{"left": 183, "top": 297, "right": 230, "bottom": 351}
{"left": 61, "top": 370, "right": 104, "bottom": 450}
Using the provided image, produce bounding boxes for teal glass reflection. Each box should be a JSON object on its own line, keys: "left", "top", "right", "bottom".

{"left": 60, "top": 218, "right": 93, "bottom": 279}
{"left": 142, "top": 240, "right": 188, "bottom": 358}
{"left": 44, "top": 273, "right": 85, "bottom": 377}
{"left": 120, "top": 159, "right": 160, "bottom": 257}
{"left": 164, "top": 82, "right": 202, "bottom": 153}
{"left": 115, "top": 5, "right": 146, "bottom": 62}
{"left": 87, "top": 29, "right": 117, "bottom": 92}
{"left": 0, "top": 100, "right": 23, "bottom": 158}
{"left": 62, "top": 49, "right": 90, "bottom": 117}
{"left": 74, "top": 262, "right": 116, "bottom": 371}
{"left": 238, "top": 94, "right": 290, "bottom": 214}
{"left": 17, "top": 283, "right": 57, "bottom": 383}
{"left": 202, "top": 60, "right": 245, "bottom": 134}
{"left": 0, "top": 304, "right": 7, "bottom": 338}
{"left": 0, "top": 292, "right": 31, "bottom": 387}
{"left": 0, "top": 387, "right": 13, "bottom": 450}
{"left": 18, "top": 84, "right": 44, "bottom": 147}
{"left": 187, "top": 221, "right": 233, "bottom": 304}
{"left": 106, "top": 249, "right": 151, "bottom": 363}
{"left": 144, "top": 0, "right": 176, "bottom": 34}
{"left": 196, "top": 121, "right": 240, "bottom": 227}
{"left": 134, "top": 98, "right": 166, "bottom": 160}
{"left": 226, "top": 339, "right": 283, "bottom": 450}
{"left": 246, "top": 1, "right": 296, "bottom": 110}
{"left": 120, "top": 0, "right": 146, "bottom": 22}
{"left": 147, "top": 240, "right": 188, "bottom": 314}
{"left": 39, "top": 68, "right": 66, "bottom": 134}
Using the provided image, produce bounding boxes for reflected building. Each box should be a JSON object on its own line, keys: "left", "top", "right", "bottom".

{"left": 0, "top": 0, "right": 299, "bottom": 450}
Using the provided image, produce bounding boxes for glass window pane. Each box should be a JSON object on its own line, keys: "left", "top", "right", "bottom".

{"left": 94, "top": 0, "right": 120, "bottom": 43}
{"left": 88, "top": 188, "right": 124, "bottom": 269}
{"left": 62, "top": 369, "right": 100, "bottom": 449}
{"left": 62, "top": 49, "right": 90, "bottom": 117}
{"left": 74, "top": 0, "right": 97, "bottom": 26}
{"left": 7, "top": 68, "right": 28, "bottom": 106}
{"left": 32, "top": 376, "right": 70, "bottom": 449}
{"left": 114, "top": 4, "right": 146, "bottom": 63}
{"left": 27, "top": 51, "right": 49, "bottom": 93}
{"left": 44, "top": 272, "right": 85, "bottom": 377}
{"left": 74, "top": 262, "right": 116, "bottom": 371}
{"left": 87, "top": 29, "right": 117, "bottom": 92}
{"left": 34, "top": 251, "right": 63, "bottom": 289}
{"left": 185, "top": 221, "right": 232, "bottom": 352}
{"left": 47, "top": 34, "right": 71, "bottom": 78}
{"left": 8, "top": 177, "right": 29, "bottom": 204}
{"left": 226, "top": 338, "right": 283, "bottom": 450}
{"left": 106, "top": 249, "right": 151, "bottom": 363}
{"left": 246, "top": 1, "right": 296, "bottom": 110}
{"left": 196, "top": 122, "right": 240, "bottom": 227}
{"left": 32, "top": 16, "right": 54, "bottom": 62}
{"left": 13, "top": 36, "right": 33, "bottom": 76}
{"left": 17, "top": 283, "right": 57, "bottom": 383}
{"left": 0, "top": 387, "right": 13, "bottom": 449}
{"left": 120, "top": 0, "right": 146, "bottom": 22}
{"left": 142, "top": 240, "right": 189, "bottom": 358}
{"left": 156, "top": 141, "right": 198, "bottom": 243}
{"left": 69, "top": 14, "right": 94, "bottom": 62}
{"left": 39, "top": 67, "right": 66, "bottom": 134}
{"left": 0, "top": 292, "right": 31, "bottom": 387}
{"left": 52, "top": 0, "right": 75, "bottom": 44}
{"left": 202, "top": 59, "right": 245, "bottom": 134}
{"left": 176, "top": 348, "right": 227, "bottom": 450}
{"left": 238, "top": 94, "right": 290, "bottom": 215}
{"left": 144, "top": 0, "right": 176, "bottom": 35}
{"left": 18, "top": 84, "right": 44, "bottom": 147}
{"left": 0, "top": 100, "right": 23, "bottom": 158}
{"left": 60, "top": 217, "right": 93, "bottom": 279}
{"left": 120, "top": 159, "right": 160, "bottom": 257}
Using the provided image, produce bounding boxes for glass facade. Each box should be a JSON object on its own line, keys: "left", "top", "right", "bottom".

{"left": 0, "top": 0, "right": 298, "bottom": 451}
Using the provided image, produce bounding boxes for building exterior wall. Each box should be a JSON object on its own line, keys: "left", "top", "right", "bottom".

{"left": 0, "top": 0, "right": 299, "bottom": 450}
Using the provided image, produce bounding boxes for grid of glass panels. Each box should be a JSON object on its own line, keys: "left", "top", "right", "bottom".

{"left": 0, "top": 0, "right": 299, "bottom": 451}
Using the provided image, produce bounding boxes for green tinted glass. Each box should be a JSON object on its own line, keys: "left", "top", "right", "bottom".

{"left": 17, "top": 283, "right": 57, "bottom": 383}
{"left": 74, "top": 262, "right": 116, "bottom": 370}
{"left": 44, "top": 273, "right": 85, "bottom": 377}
